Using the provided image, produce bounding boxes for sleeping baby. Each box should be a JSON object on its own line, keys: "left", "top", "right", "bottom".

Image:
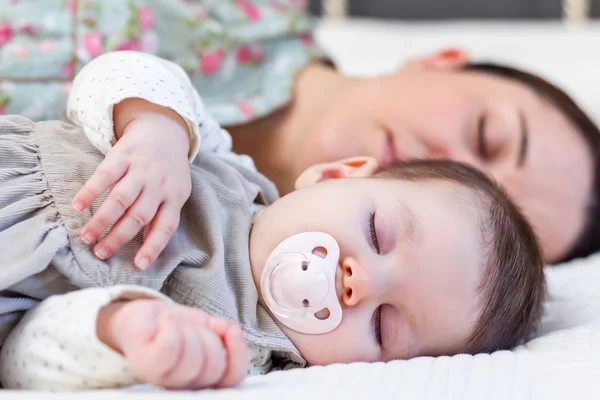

{"left": 0, "top": 52, "right": 545, "bottom": 391}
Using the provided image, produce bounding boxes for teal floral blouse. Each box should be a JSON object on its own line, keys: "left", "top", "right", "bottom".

{"left": 0, "top": 0, "right": 322, "bottom": 125}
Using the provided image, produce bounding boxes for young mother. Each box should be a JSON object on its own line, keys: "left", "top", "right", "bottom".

{"left": 1, "top": 0, "right": 598, "bottom": 263}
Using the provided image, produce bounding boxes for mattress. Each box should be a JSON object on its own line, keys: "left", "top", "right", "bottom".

{"left": 4, "top": 19, "right": 600, "bottom": 399}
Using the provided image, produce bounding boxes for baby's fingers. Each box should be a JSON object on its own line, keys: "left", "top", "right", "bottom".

{"left": 134, "top": 202, "right": 181, "bottom": 270}
{"left": 126, "top": 313, "right": 182, "bottom": 385}
{"left": 72, "top": 156, "right": 128, "bottom": 213}
{"left": 79, "top": 174, "right": 143, "bottom": 249}
{"left": 185, "top": 329, "right": 228, "bottom": 390}
{"left": 160, "top": 325, "right": 209, "bottom": 389}
{"left": 94, "top": 189, "right": 161, "bottom": 260}
{"left": 216, "top": 325, "right": 248, "bottom": 388}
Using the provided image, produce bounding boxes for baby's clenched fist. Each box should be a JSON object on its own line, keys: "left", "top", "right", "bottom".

{"left": 97, "top": 299, "right": 248, "bottom": 390}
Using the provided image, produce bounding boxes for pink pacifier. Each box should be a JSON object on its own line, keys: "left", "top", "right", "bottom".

{"left": 260, "top": 232, "right": 342, "bottom": 334}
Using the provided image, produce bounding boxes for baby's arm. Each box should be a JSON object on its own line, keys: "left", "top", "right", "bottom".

{"left": 66, "top": 52, "right": 208, "bottom": 269}
{"left": 0, "top": 287, "right": 248, "bottom": 391}
{"left": 66, "top": 52, "right": 254, "bottom": 269}
{"left": 0, "top": 286, "right": 153, "bottom": 390}
{"left": 67, "top": 51, "right": 204, "bottom": 161}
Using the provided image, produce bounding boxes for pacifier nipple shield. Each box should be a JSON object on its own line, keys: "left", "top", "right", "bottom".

{"left": 260, "top": 232, "right": 343, "bottom": 334}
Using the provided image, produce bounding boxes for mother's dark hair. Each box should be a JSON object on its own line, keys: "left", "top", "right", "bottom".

{"left": 465, "top": 63, "right": 600, "bottom": 263}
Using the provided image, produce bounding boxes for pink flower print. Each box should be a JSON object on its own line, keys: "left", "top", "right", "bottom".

{"left": 83, "top": 32, "right": 103, "bottom": 57}
{"left": 293, "top": 0, "right": 307, "bottom": 10}
{"left": 138, "top": 5, "right": 156, "bottom": 32}
{"left": 13, "top": 45, "right": 28, "bottom": 59}
{"left": 300, "top": 33, "right": 313, "bottom": 45}
{"left": 62, "top": 61, "right": 75, "bottom": 78}
{"left": 194, "top": 8, "right": 208, "bottom": 20}
{"left": 236, "top": 44, "right": 264, "bottom": 65}
{"left": 238, "top": 100, "right": 253, "bottom": 120}
{"left": 62, "top": 83, "right": 73, "bottom": 96}
{"left": 115, "top": 39, "right": 143, "bottom": 52}
{"left": 141, "top": 31, "right": 157, "bottom": 53}
{"left": 66, "top": 0, "right": 77, "bottom": 15}
{"left": 39, "top": 40, "right": 55, "bottom": 54}
{"left": 270, "top": 1, "right": 287, "bottom": 12}
{"left": 199, "top": 49, "right": 226, "bottom": 75}
{"left": 236, "top": 0, "right": 261, "bottom": 21}
{"left": 0, "top": 107, "right": 5, "bottom": 115}
{"left": 19, "top": 23, "right": 36, "bottom": 36}
{"left": 0, "top": 23, "right": 14, "bottom": 47}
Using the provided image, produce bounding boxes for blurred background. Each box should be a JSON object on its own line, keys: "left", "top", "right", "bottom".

{"left": 308, "top": 0, "right": 600, "bottom": 122}
{"left": 308, "top": 0, "right": 599, "bottom": 20}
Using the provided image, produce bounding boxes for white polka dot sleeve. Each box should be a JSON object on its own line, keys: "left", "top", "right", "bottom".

{"left": 248, "top": 346, "right": 273, "bottom": 376}
{"left": 67, "top": 51, "right": 202, "bottom": 162}
{"left": 0, "top": 286, "right": 170, "bottom": 391}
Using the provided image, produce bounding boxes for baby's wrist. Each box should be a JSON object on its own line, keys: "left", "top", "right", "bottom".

{"left": 96, "top": 300, "right": 129, "bottom": 355}
{"left": 113, "top": 98, "right": 192, "bottom": 154}
{"left": 135, "top": 112, "right": 191, "bottom": 155}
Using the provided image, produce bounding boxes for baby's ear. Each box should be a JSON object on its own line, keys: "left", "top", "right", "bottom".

{"left": 294, "top": 157, "right": 379, "bottom": 190}
{"left": 400, "top": 48, "right": 469, "bottom": 72}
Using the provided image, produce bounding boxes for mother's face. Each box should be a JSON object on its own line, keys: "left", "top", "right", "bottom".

{"left": 299, "top": 52, "right": 593, "bottom": 263}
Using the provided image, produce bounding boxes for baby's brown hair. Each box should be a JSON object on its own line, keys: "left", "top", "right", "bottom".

{"left": 375, "top": 160, "right": 546, "bottom": 353}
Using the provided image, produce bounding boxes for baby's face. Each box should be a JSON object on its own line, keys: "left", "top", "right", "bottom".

{"left": 249, "top": 176, "right": 484, "bottom": 365}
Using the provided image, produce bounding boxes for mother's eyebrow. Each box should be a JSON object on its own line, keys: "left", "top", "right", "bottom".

{"left": 517, "top": 110, "right": 528, "bottom": 167}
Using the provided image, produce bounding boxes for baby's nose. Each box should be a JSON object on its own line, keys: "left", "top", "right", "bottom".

{"left": 341, "top": 257, "right": 372, "bottom": 307}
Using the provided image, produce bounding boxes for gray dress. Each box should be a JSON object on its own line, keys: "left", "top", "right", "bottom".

{"left": 0, "top": 115, "right": 304, "bottom": 368}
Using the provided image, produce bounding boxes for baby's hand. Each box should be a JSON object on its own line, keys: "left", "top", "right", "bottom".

{"left": 72, "top": 100, "right": 192, "bottom": 269}
{"left": 97, "top": 300, "right": 248, "bottom": 390}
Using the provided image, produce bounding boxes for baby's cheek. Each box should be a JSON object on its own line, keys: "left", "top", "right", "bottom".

{"left": 290, "top": 322, "right": 380, "bottom": 366}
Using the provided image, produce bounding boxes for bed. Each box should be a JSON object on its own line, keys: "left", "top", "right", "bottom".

{"left": 4, "top": 18, "right": 600, "bottom": 399}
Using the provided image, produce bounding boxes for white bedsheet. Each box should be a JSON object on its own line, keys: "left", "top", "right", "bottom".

{"left": 4, "top": 19, "right": 600, "bottom": 399}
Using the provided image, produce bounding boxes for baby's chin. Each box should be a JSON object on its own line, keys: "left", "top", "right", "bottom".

{"left": 263, "top": 311, "right": 381, "bottom": 366}
{"left": 254, "top": 298, "right": 310, "bottom": 359}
